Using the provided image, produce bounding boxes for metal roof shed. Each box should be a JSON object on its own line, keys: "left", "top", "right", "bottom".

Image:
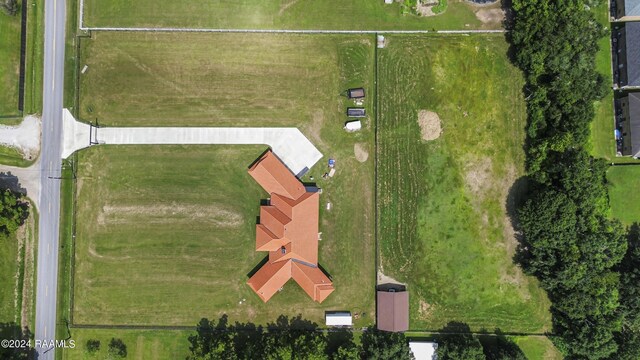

{"left": 347, "top": 108, "right": 366, "bottom": 118}
{"left": 348, "top": 88, "right": 365, "bottom": 99}
{"left": 325, "top": 312, "right": 353, "bottom": 326}
{"left": 409, "top": 342, "right": 438, "bottom": 360}
{"left": 376, "top": 290, "right": 409, "bottom": 332}
{"left": 344, "top": 120, "right": 362, "bottom": 132}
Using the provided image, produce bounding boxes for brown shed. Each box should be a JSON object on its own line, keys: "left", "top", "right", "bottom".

{"left": 376, "top": 290, "right": 409, "bottom": 332}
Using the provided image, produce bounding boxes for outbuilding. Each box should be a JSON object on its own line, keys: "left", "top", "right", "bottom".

{"left": 325, "top": 312, "right": 353, "bottom": 326}
{"left": 409, "top": 342, "right": 438, "bottom": 360}
{"left": 347, "top": 108, "right": 366, "bottom": 118}
{"left": 347, "top": 88, "right": 366, "bottom": 99}
{"left": 613, "top": 22, "right": 640, "bottom": 88}
{"left": 376, "top": 289, "right": 409, "bottom": 332}
{"left": 613, "top": 0, "right": 640, "bottom": 21}
{"left": 616, "top": 92, "right": 640, "bottom": 157}
{"left": 344, "top": 120, "right": 362, "bottom": 132}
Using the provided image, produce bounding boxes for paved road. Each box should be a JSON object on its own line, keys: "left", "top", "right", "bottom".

{"left": 34, "top": 0, "right": 66, "bottom": 357}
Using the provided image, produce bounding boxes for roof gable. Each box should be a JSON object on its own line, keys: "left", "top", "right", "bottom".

{"left": 626, "top": 0, "right": 640, "bottom": 17}
{"left": 248, "top": 151, "right": 306, "bottom": 199}
{"left": 628, "top": 93, "right": 640, "bottom": 157}
{"left": 626, "top": 22, "right": 640, "bottom": 87}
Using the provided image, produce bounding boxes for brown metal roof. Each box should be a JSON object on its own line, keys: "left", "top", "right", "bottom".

{"left": 377, "top": 290, "right": 409, "bottom": 332}
{"left": 247, "top": 150, "right": 334, "bottom": 303}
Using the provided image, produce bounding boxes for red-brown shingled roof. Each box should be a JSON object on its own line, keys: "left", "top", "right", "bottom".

{"left": 247, "top": 150, "right": 334, "bottom": 303}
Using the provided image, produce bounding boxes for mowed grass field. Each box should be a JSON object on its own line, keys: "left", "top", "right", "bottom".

{"left": 73, "top": 34, "right": 376, "bottom": 326}
{"left": 81, "top": 32, "right": 364, "bottom": 127}
{"left": 82, "top": 0, "right": 501, "bottom": 30}
{"left": 377, "top": 35, "right": 552, "bottom": 333}
{"left": 607, "top": 166, "right": 640, "bottom": 226}
{"left": 0, "top": 9, "right": 21, "bottom": 115}
{"left": 61, "top": 328, "right": 191, "bottom": 360}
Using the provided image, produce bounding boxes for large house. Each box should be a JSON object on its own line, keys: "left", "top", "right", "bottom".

{"left": 613, "top": 0, "right": 640, "bottom": 21}
{"left": 616, "top": 92, "right": 640, "bottom": 157}
{"left": 614, "top": 22, "right": 640, "bottom": 88}
{"left": 246, "top": 150, "right": 335, "bottom": 303}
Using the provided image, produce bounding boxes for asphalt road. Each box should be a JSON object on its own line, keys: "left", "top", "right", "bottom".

{"left": 34, "top": 0, "right": 66, "bottom": 357}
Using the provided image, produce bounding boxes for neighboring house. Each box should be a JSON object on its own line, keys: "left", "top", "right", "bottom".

{"left": 613, "top": 0, "right": 640, "bottom": 21}
{"left": 616, "top": 92, "right": 640, "bottom": 157}
{"left": 409, "top": 341, "right": 438, "bottom": 360}
{"left": 376, "top": 288, "right": 409, "bottom": 332}
{"left": 613, "top": 22, "right": 640, "bottom": 88}
{"left": 246, "top": 150, "right": 335, "bottom": 303}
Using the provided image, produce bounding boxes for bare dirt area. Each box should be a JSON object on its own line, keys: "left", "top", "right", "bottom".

{"left": 354, "top": 143, "right": 369, "bottom": 162}
{"left": 475, "top": 8, "right": 505, "bottom": 24}
{"left": 377, "top": 270, "right": 407, "bottom": 286}
{"left": 463, "top": 157, "right": 493, "bottom": 199}
{"left": 418, "top": 110, "right": 442, "bottom": 141}
{"left": 0, "top": 116, "right": 41, "bottom": 160}
{"left": 417, "top": 298, "right": 435, "bottom": 320}
{"left": 416, "top": 3, "right": 437, "bottom": 17}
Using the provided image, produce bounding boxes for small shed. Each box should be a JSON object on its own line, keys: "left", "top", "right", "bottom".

{"left": 376, "top": 289, "right": 409, "bottom": 332}
{"left": 377, "top": 35, "right": 386, "bottom": 48}
{"left": 409, "top": 341, "right": 438, "bottom": 360}
{"left": 348, "top": 88, "right": 366, "bottom": 99}
{"left": 385, "top": 0, "right": 393, "bottom": 3}
{"left": 344, "top": 120, "right": 362, "bottom": 132}
{"left": 347, "top": 108, "right": 366, "bottom": 118}
{"left": 325, "top": 312, "right": 353, "bottom": 326}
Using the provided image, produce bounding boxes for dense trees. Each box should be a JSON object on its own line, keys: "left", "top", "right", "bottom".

{"left": 0, "top": 189, "right": 28, "bottom": 237}
{"left": 435, "top": 332, "right": 484, "bottom": 360}
{"left": 107, "top": 338, "right": 127, "bottom": 359}
{"left": 187, "top": 315, "right": 411, "bottom": 360}
{"left": 509, "top": 0, "right": 632, "bottom": 358}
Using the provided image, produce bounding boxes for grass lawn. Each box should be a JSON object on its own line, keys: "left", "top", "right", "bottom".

{"left": 377, "top": 34, "right": 552, "bottom": 333}
{"left": 82, "top": 0, "right": 503, "bottom": 31}
{"left": 607, "top": 166, "right": 640, "bottom": 226}
{"left": 80, "top": 32, "right": 362, "bottom": 128}
{"left": 61, "top": 328, "right": 191, "bottom": 360}
{"left": 513, "top": 336, "right": 562, "bottom": 360}
{"left": 0, "top": 232, "right": 20, "bottom": 322}
{"left": 72, "top": 33, "right": 376, "bottom": 326}
{"left": 0, "top": 9, "right": 21, "bottom": 116}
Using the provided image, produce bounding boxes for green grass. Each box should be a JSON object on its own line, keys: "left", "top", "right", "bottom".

{"left": 72, "top": 33, "right": 376, "bottom": 327}
{"left": 83, "top": 0, "right": 491, "bottom": 30}
{"left": 607, "top": 166, "right": 640, "bottom": 226}
{"left": 80, "top": 32, "right": 362, "bottom": 127}
{"left": 513, "top": 336, "right": 562, "bottom": 360}
{"left": 23, "top": 0, "right": 44, "bottom": 114}
{"left": 377, "top": 35, "right": 552, "bottom": 333}
{"left": 61, "top": 328, "right": 191, "bottom": 360}
{"left": 0, "top": 7, "right": 22, "bottom": 115}
{"left": 0, "top": 232, "right": 20, "bottom": 322}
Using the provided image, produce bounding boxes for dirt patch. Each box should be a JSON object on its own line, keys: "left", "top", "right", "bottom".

{"left": 304, "top": 110, "right": 328, "bottom": 149}
{"left": 354, "top": 143, "right": 369, "bottom": 163}
{"left": 417, "top": 110, "right": 442, "bottom": 141}
{"left": 99, "top": 204, "right": 243, "bottom": 227}
{"left": 475, "top": 8, "right": 505, "bottom": 24}
{"left": 377, "top": 270, "right": 407, "bottom": 286}
{"left": 463, "top": 157, "right": 493, "bottom": 199}
{"left": 417, "top": 299, "right": 435, "bottom": 320}
{"left": 279, "top": 0, "right": 300, "bottom": 15}
{"left": 416, "top": 3, "right": 436, "bottom": 17}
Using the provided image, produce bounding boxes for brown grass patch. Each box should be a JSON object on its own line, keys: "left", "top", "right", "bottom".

{"left": 98, "top": 204, "right": 243, "bottom": 227}
{"left": 417, "top": 110, "right": 442, "bottom": 141}
{"left": 475, "top": 8, "right": 505, "bottom": 25}
{"left": 354, "top": 143, "right": 369, "bottom": 162}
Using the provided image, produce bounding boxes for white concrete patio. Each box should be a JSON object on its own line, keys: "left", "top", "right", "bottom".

{"left": 62, "top": 109, "right": 322, "bottom": 175}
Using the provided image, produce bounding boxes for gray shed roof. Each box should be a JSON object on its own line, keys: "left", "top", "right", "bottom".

{"left": 626, "top": 0, "right": 640, "bottom": 17}
{"left": 629, "top": 93, "right": 640, "bottom": 157}
{"left": 626, "top": 22, "right": 640, "bottom": 87}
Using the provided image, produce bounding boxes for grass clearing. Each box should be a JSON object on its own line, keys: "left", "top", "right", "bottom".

{"left": 80, "top": 32, "right": 361, "bottom": 127}
{"left": 513, "top": 336, "right": 562, "bottom": 360}
{"left": 82, "top": 0, "right": 494, "bottom": 30}
{"left": 377, "top": 34, "right": 552, "bottom": 332}
{"left": 61, "top": 328, "right": 191, "bottom": 360}
{"left": 73, "top": 33, "right": 376, "bottom": 327}
{"left": 607, "top": 166, "right": 640, "bottom": 226}
{"left": 0, "top": 8, "right": 21, "bottom": 116}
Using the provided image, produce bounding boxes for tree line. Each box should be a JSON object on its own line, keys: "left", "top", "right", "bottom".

{"left": 509, "top": 0, "right": 640, "bottom": 358}
{"left": 184, "top": 316, "right": 527, "bottom": 360}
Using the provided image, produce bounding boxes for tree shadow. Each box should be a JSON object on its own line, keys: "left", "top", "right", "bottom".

{"left": 0, "top": 172, "right": 27, "bottom": 197}
{"left": 478, "top": 328, "right": 527, "bottom": 360}
{"left": 326, "top": 327, "right": 355, "bottom": 355}
{"left": 505, "top": 176, "right": 532, "bottom": 268}
{"left": 0, "top": 322, "right": 35, "bottom": 359}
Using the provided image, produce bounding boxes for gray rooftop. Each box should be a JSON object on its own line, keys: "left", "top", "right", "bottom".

{"left": 625, "top": 0, "right": 640, "bottom": 17}
{"left": 626, "top": 22, "right": 640, "bottom": 87}
{"left": 629, "top": 93, "right": 640, "bottom": 157}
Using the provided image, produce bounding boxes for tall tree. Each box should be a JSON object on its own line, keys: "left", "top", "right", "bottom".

{"left": 436, "top": 333, "right": 485, "bottom": 360}
{"left": 360, "top": 328, "right": 413, "bottom": 360}
{"left": 0, "top": 0, "right": 19, "bottom": 16}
